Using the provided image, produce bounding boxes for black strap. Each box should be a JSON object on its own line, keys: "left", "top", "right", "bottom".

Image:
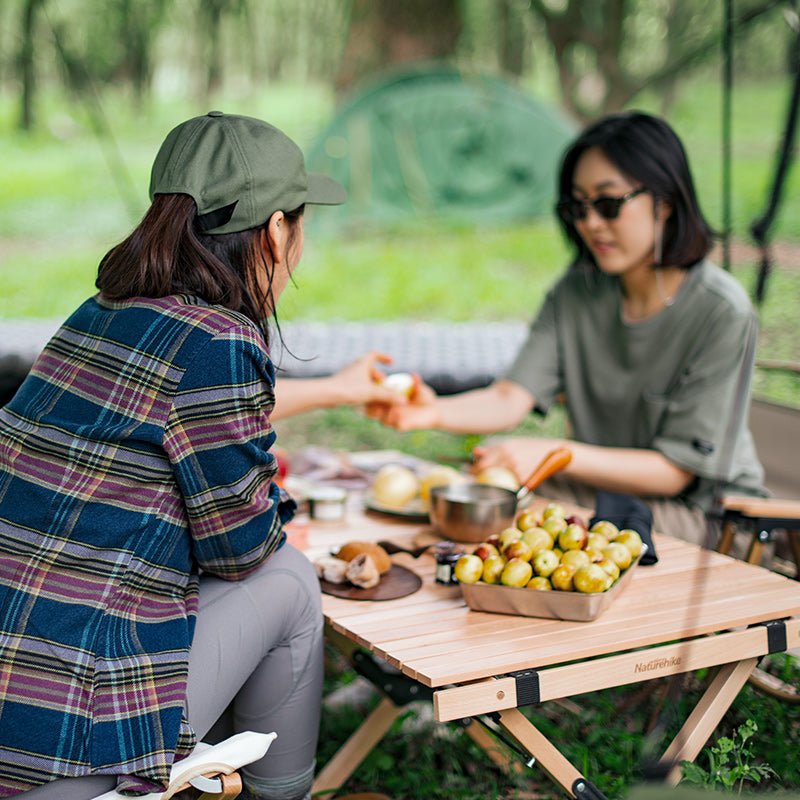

{"left": 196, "top": 200, "right": 239, "bottom": 232}
{"left": 755, "top": 618, "right": 788, "bottom": 654}
{"left": 511, "top": 669, "right": 541, "bottom": 706}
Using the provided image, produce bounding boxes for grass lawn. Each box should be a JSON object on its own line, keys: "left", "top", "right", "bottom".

{"left": 316, "top": 651, "right": 800, "bottom": 799}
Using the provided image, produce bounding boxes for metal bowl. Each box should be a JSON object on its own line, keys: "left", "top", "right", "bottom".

{"left": 428, "top": 448, "right": 574, "bottom": 544}
{"left": 428, "top": 483, "right": 518, "bottom": 543}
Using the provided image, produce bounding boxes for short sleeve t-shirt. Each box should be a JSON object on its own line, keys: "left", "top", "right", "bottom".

{"left": 504, "top": 259, "right": 764, "bottom": 510}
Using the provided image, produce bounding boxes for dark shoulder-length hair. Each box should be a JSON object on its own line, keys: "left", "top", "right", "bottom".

{"left": 556, "top": 111, "right": 713, "bottom": 270}
{"left": 96, "top": 194, "right": 303, "bottom": 342}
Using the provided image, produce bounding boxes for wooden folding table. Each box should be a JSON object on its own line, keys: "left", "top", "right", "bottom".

{"left": 304, "top": 495, "right": 800, "bottom": 799}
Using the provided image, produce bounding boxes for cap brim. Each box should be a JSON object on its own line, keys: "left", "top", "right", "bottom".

{"left": 306, "top": 173, "right": 347, "bottom": 206}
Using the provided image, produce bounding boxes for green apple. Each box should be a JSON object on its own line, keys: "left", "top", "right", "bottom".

{"left": 541, "top": 515, "right": 568, "bottom": 538}
{"left": 526, "top": 576, "right": 553, "bottom": 591}
{"left": 558, "top": 523, "right": 588, "bottom": 551}
{"left": 503, "top": 539, "right": 534, "bottom": 563}
{"left": 454, "top": 554, "right": 483, "bottom": 584}
{"left": 573, "top": 564, "right": 613, "bottom": 593}
{"left": 515, "top": 510, "right": 541, "bottom": 532}
{"left": 597, "top": 558, "right": 620, "bottom": 582}
{"left": 616, "top": 529, "right": 643, "bottom": 558}
{"left": 481, "top": 554, "right": 506, "bottom": 584}
{"left": 590, "top": 520, "right": 620, "bottom": 541}
{"left": 542, "top": 502, "right": 566, "bottom": 521}
{"left": 473, "top": 542, "right": 500, "bottom": 561}
{"left": 586, "top": 533, "right": 610, "bottom": 552}
{"left": 550, "top": 564, "right": 576, "bottom": 591}
{"left": 500, "top": 558, "right": 533, "bottom": 587}
{"left": 498, "top": 526, "right": 522, "bottom": 551}
{"left": 520, "top": 526, "right": 554, "bottom": 555}
{"left": 532, "top": 548, "right": 560, "bottom": 578}
{"left": 560, "top": 549, "right": 591, "bottom": 569}
{"left": 602, "top": 542, "right": 632, "bottom": 571}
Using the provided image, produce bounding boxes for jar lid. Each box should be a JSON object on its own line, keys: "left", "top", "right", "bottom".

{"left": 307, "top": 486, "right": 347, "bottom": 502}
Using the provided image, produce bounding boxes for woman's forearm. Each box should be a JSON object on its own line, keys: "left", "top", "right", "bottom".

{"left": 565, "top": 441, "right": 694, "bottom": 497}
{"left": 271, "top": 376, "right": 347, "bottom": 420}
{"left": 433, "top": 381, "right": 535, "bottom": 434}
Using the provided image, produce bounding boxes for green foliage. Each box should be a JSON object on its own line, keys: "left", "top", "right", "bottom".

{"left": 680, "top": 720, "right": 777, "bottom": 793}
{"left": 317, "top": 663, "right": 800, "bottom": 799}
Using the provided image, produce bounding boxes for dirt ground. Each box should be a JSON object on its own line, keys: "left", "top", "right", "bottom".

{"left": 711, "top": 239, "right": 800, "bottom": 270}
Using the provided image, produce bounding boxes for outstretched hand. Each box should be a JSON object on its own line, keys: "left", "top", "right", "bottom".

{"left": 365, "top": 374, "right": 441, "bottom": 430}
{"left": 472, "top": 437, "right": 570, "bottom": 482}
{"left": 331, "top": 352, "right": 412, "bottom": 406}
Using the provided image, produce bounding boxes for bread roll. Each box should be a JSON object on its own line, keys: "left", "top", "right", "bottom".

{"left": 336, "top": 540, "right": 392, "bottom": 574}
{"left": 313, "top": 556, "right": 349, "bottom": 584}
{"left": 345, "top": 554, "right": 381, "bottom": 589}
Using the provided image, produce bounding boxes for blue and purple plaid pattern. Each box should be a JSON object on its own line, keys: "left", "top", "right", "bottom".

{"left": 0, "top": 295, "right": 293, "bottom": 795}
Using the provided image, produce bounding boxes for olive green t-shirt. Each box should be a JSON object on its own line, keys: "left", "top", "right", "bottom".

{"left": 504, "top": 259, "right": 765, "bottom": 510}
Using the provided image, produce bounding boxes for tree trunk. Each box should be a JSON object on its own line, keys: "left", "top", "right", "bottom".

{"left": 497, "top": 0, "right": 526, "bottom": 78}
{"left": 335, "top": 0, "right": 462, "bottom": 93}
{"left": 203, "top": 0, "right": 226, "bottom": 96}
{"left": 18, "top": 0, "right": 46, "bottom": 131}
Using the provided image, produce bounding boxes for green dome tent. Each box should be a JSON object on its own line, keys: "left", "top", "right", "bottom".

{"left": 305, "top": 65, "right": 575, "bottom": 228}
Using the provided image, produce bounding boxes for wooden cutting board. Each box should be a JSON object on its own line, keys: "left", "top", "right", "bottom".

{"left": 319, "top": 564, "right": 422, "bottom": 601}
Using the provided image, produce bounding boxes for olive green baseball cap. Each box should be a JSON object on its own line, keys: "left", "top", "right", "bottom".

{"left": 149, "top": 111, "right": 346, "bottom": 235}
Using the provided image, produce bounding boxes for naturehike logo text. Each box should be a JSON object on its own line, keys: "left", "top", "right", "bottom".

{"left": 634, "top": 656, "right": 681, "bottom": 674}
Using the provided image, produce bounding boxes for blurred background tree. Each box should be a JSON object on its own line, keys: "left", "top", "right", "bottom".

{"left": 2, "top": 0, "right": 794, "bottom": 131}
{"left": 1, "top": 0, "right": 798, "bottom": 335}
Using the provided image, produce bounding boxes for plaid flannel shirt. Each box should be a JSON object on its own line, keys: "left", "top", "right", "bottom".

{"left": 0, "top": 294, "right": 294, "bottom": 796}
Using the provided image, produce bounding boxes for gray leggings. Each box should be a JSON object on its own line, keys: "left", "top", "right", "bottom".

{"left": 20, "top": 544, "right": 324, "bottom": 800}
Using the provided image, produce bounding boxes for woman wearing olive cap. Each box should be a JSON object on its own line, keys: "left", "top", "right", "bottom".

{"left": 0, "top": 112, "right": 383, "bottom": 800}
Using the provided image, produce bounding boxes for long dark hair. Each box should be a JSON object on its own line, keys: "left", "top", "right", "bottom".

{"left": 556, "top": 111, "right": 713, "bottom": 270}
{"left": 96, "top": 194, "right": 303, "bottom": 341}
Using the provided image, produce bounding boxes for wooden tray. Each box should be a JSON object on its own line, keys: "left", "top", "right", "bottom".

{"left": 319, "top": 564, "right": 422, "bottom": 601}
{"left": 460, "top": 546, "right": 647, "bottom": 622}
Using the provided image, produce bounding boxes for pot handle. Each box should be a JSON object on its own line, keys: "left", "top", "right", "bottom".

{"left": 516, "top": 447, "right": 572, "bottom": 503}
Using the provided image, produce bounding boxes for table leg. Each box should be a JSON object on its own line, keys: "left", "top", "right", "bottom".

{"left": 312, "top": 696, "right": 403, "bottom": 795}
{"left": 658, "top": 657, "right": 758, "bottom": 785}
{"left": 464, "top": 719, "right": 524, "bottom": 775}
{"left": 495, "top": 708, "right": 590, "bottom": 798}
{"left": 789, "top": 530, "right": 800, "bottom": 577}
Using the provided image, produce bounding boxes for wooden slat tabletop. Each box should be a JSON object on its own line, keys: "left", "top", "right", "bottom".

{"left": 308, "top": 490, "right": 800, "bottom": 688}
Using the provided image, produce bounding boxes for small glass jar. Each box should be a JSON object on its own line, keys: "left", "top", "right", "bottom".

{"left": 307, "top": 486, "right": 347, "bottom": 521}
{"left": 434, "top": 541, "right": 465, "bottom": 585}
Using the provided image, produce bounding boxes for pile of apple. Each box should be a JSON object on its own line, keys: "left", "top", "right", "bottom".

{"left": 453, "top": 503, "right": 644, "bottom": 593}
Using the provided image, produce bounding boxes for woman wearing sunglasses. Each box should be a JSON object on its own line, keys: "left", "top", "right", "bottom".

{"left": 377, "top": 110, "right": 764, "bottom": 545}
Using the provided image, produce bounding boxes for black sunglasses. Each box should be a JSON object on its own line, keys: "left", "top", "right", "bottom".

{"left": 556, "top": 187, "right": 647, "bottom": 223}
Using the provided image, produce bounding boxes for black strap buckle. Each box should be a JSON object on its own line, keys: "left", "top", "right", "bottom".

{"left": 756, "top": 618, "right": 788, "bottom": 654}
{"left": 510, "top": 669, "right": 541, "bottom": 706}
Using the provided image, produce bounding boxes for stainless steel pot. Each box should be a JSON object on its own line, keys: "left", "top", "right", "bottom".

{"left": 428, "top": 447, "right": 572, "bottom": 543}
